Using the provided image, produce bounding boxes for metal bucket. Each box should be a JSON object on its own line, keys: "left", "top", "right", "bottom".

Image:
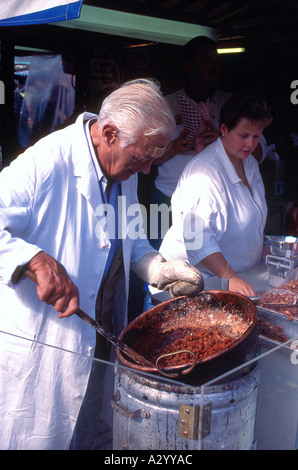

{"left": 112, "top": 362, "right": 260, "bottom": 450}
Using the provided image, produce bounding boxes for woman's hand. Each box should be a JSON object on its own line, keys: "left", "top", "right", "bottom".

{"left": 228, "top": 276, "right": 256, "bottom": 297}
{"left": 200, "top": 252, "right": 256, "bottom": 297}
{"left": 28, "top": 252, "right": 79, "bottom": 318}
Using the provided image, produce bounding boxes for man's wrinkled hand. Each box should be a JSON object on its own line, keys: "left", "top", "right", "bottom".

{"left": 28, "top": 252, "right": 79, "bottom": 317}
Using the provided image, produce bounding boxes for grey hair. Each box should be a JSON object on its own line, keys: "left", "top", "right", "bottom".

{"left": 97, "top": 78, "right": 175, "bottom": 148}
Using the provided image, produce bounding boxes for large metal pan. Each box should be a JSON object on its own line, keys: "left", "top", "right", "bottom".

{"left": 117, "top": 291, "right": 258, "bottom": 385}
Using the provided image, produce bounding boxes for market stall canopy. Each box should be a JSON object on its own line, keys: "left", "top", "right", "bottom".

{"left": 52, "top": 5, "right": 217, "bottom": 46}
{"left": 0, "top": 0, "right": 82, "bottom": 26}
{"left": 83, "top": 0, "right": 298, "bottom": 45}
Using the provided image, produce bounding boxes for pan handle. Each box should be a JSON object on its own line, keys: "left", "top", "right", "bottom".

{"left": 155, "top": 349, "right": 197, "bottom": 378}
{"left": 12, "top": 266, "right": 154, "bottom": 368}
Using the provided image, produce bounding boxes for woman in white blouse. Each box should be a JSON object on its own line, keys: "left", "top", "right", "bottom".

{"left": 160, "top": 92, "right": 273, "bottom": 296}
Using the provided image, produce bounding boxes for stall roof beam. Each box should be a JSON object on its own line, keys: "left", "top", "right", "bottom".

{"left": 52, "top": 5, "right": 217, "bottom": 45}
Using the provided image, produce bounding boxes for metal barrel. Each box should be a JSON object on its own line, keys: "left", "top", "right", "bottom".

{"left": 112, "top": 362, "right": 260, "bottom": 450}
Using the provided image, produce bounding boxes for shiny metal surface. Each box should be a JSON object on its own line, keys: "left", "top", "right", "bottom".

{"left": 112, "top": 364, "right": 260, "bottom": 450}
{"left": 119, "top": 291, "right": 258, "bottom": 384}
{"left": 266, "top": 235, "right": 298, "bottom": 258}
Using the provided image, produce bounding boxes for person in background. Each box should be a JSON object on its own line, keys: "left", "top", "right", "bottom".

{"left": 147, "top": 36, "right": 267, "bottom": 251}
{"left": 0, "top": 78, "right": 203, "bottom": 450}
{"left": 149, "top": 36, "right": 230, "bottom": 243}
{"left": 159, "top": 91, "right": 273, "bottom": 297}
{"left": 141, "top": 36, "right": 231, "bottom": 310}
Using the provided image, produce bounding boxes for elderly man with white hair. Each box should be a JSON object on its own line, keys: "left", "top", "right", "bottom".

{"left": 0, "top": 78, "right": 203, "bottom": 450}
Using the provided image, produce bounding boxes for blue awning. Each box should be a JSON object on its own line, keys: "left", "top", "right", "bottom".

{"left": 0, "top": 1, "right": 82, "bottom": 26}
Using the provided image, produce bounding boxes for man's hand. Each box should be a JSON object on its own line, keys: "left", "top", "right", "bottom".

{"left": 171, "top": 129, "right": 194, "bottom": 154}
{"left": 28, "top": 252, "right": 79, "bottom": 318}
{"left": 152, "top": 130, "right": 193, "bottom": 165}
{"left": 196, "top": 120, "right": 220, "bottom": 147}
{"left": 157, "top": 259, "right": 204, "bottom": 297}
{"left": 135, "top": 253, "right": 204, "bottom": 297}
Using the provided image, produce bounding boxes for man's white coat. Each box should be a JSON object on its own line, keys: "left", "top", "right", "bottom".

{"left": 0, "top": 113, "right": 154, "bottom": 449}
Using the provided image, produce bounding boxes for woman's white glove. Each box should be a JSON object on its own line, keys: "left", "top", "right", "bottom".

{"left": 134, "top": 252, "right": 204, "bottom": 297}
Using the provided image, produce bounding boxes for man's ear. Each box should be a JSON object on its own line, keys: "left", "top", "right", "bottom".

{"left": 102, "top": 124, "right": 118, "bottom": 146}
